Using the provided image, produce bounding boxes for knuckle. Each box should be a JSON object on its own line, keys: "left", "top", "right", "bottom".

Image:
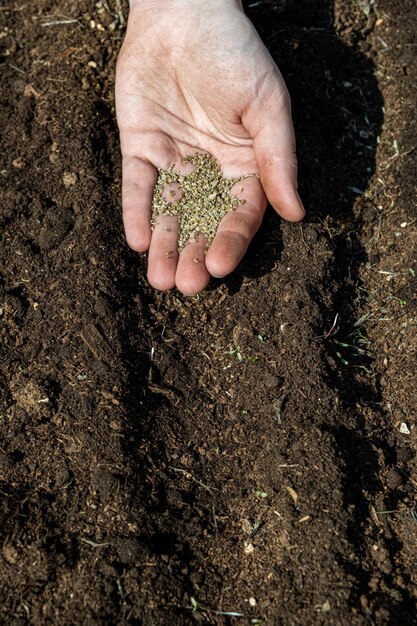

{"left": 258, "top": 150, "right": 298, "bottom": 171}
{"left": 221, "top": 212, "right": 247, "bottom": 234}
{"left": 278, "top": 87, "right": 291, "bottom": 110}
{"left": 288, "top": 151, "right": 298, "bottom": 170}
{"left": 220, "top": 210, "right": 258, "bottom": 238}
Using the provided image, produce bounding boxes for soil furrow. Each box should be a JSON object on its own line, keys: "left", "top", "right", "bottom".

{"left": 0, "top": 1, "right": 416, "bottom": 624}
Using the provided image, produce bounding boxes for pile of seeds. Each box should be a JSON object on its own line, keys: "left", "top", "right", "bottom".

{"left": 151, "top": 153, "right": 253, "bottom": 251}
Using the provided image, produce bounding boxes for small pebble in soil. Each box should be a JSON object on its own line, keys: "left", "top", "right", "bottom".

{"left": 151, "top": 152, "right": 257, "bottom": 251}
{"left": 399, "top": 422, "right": 410, "bottom": 434}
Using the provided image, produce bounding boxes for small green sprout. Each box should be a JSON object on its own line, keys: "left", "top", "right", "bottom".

{"left": 189, "top": 596, "right": 244, "bottom": 618}
{"left": 226, "top": 346, "right": 259, "bottom": 363}
{"left": 334, "top": 340, "right": 349, "bottom": 348}
{"left": 333, "top": 339, "right": 367, "bottom": 355}
{"left": 254, "top": 489, "right": 268, "bottom": 498}
{"left": 387, "top": 296, "right": 407, "bottom": 307}
{"left": 336, "top": 352, "right": 349, "bottom": 366}
{"left": 225, "top": 345, "right": 243, "bottom": 361}
{"left": 257, "top": 334, "right": 266, "bottom": 342}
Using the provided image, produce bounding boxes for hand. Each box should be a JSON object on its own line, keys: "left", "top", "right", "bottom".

{"left": 116, "top": 0, "right": 305, "bottom": 295}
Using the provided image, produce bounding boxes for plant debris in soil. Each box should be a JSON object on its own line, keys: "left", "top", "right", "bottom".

{"left": 0, "top": 0, "right": 416, "bottom": 625}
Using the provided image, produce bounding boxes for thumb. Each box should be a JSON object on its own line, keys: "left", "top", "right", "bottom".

{"left": 244, "top": 74, "right": 305, "bottom": 222}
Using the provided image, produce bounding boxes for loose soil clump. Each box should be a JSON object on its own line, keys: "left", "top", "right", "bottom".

{"left": 0, "top": 0, "right": 416, "bottom": 625}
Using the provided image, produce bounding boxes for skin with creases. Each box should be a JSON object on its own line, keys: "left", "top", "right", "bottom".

{"left": 116, "top": 0, "right": 305, "bottom": 295}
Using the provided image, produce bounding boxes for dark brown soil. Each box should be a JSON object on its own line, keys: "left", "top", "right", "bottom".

{"left": 1, "top": 1, "right": 416, "bottom": 624}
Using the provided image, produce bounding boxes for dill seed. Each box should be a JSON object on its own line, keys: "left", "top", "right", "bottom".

{"left": 151, "top": 153, "right": 257, "bottom": 251}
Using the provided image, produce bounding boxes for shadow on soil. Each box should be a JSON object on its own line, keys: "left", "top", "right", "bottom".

{"left": 113, "top": 0, "right": 415, "bottom": 622}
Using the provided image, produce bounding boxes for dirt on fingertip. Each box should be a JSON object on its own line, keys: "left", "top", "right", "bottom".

{"left": 0, "top": 0, "right": 416, "bottom": 625}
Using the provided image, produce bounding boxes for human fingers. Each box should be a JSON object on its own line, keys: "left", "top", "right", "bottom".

{"left": 147, "top": 215, "right": 179, "bottom": 290}
{"left": 205, "top": 175, "right": 266, "bottom": 278}
{"left": 244, "top": 76, "right": 305, "bottom": 222}
{"left": 122, "top": 156, "right": 157, "bottom": 252}
{"left": 175, "top": 234, "right": 210, "bottom": 296}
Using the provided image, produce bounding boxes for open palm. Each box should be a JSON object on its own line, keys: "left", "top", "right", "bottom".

{"left": 116, "top": 0, "right": 305, "bottom": 294}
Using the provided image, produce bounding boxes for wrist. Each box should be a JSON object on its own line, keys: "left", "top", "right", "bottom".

{"left": 129, "top": 0, "right": 243, "bottom": 11}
